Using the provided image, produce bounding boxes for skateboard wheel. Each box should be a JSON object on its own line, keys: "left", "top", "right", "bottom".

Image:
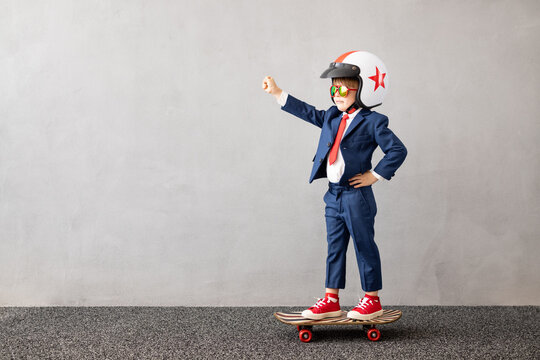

{"left": 367, "top": 328, "right": 381, "bottom": 341}
{"left": 299, "top": 329, "right": 312, "bottom": 343}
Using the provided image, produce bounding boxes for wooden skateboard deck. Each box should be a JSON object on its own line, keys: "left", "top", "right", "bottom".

{"left": 274, "top": 309, "right": 402, "bottom": 342}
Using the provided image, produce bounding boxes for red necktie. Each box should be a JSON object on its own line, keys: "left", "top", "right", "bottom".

{"left": 328, "top": 114, "right": 349, "bottom": 165}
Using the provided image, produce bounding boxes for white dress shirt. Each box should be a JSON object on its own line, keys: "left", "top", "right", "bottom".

{"left": 278, "top": 91, "right": 384, "bottom": 183}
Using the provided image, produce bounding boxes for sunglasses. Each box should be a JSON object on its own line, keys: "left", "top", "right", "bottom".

{"left": 330, "top": 85, "right": 358, "bottom": 97}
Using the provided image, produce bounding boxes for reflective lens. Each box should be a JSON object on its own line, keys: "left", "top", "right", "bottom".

{"left": 330, "top": 85, "right": 349, "bottom": 97}
{"left": 330, "top": 85, "right": 358, "bottom": 98}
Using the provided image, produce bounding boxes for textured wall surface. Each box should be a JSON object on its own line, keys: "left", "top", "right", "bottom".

{"left": 1, "top": 0, "right": 539, "bottom": 306}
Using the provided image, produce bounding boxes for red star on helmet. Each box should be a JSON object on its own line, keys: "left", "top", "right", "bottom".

{"left": 369, "top": 67, "right": 386, "bottom": 91}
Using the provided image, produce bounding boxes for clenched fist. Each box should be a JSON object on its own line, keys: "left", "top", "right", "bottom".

{"left": 262, "top": 76, "right": 282, "bottom": 100}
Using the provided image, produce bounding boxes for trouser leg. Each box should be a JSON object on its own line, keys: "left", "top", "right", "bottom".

{"left": 324, "top": 189, "right": 350, "bottom": 289}
{"left": 342, "top": 186, "right": 382, "bottom": 292}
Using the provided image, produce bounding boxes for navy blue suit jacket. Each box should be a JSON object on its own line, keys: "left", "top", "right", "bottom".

{"left": 281, "top": 94, "right": 407, "bottom": 185}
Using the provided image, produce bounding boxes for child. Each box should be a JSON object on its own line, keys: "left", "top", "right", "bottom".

{"left": 262, "top": 51, "right": 407, "bottom": 320}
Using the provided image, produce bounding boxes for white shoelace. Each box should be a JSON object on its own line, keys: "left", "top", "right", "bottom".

{"left": 312, "top": 297, "right": 337, "bottom": 308}
{"left": 357, "top": 297, "right": 374, "bottom": 310}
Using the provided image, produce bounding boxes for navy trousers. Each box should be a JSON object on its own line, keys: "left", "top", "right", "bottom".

{"left": 324, "top": 182, "right": 382, "bottom": 292}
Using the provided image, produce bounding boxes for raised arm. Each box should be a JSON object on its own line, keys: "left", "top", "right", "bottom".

{"left": 262, "top": 76, "right": 327, "bottom": 128}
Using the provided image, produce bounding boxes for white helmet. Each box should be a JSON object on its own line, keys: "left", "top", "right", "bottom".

{"left": 320, "top": 51, "right": 388, "bottom": 109}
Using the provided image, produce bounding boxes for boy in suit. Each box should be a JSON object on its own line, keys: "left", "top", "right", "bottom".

{"left": 262, "top": 51, "right": 407, "bottom": 320}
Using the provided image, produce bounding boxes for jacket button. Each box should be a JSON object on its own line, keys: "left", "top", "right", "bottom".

{"left": 319, "top": 159, "right": 323, "bottom": 163}
{"left": 327, "top": 142, "right": 332, "bottom": 147}
{"left": 343, "top": 147, "right": 347, "bottom": 150}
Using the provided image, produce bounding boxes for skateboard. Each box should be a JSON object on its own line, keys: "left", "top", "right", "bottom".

{"left": 274, "top": 309, "right": 401, "bottom": 343}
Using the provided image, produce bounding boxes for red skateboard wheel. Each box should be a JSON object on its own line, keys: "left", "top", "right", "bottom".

{"left": 299, "top": 329, "right": 312, "bottom": 343}
{"left": 367, "top": 328, "right": 381, "bottom": 341}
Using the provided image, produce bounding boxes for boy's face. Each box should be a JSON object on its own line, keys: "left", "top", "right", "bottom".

{"left": 332, "top": 79, "right": 357, "bottom": 112}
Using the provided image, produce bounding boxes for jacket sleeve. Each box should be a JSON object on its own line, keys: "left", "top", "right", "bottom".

{"left": 372, "top": 115, "right": 407, "bottom": 180}
{"left": 280, "top": 94, "right": 326, "bottom": 129}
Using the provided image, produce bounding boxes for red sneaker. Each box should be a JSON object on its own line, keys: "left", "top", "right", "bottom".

{"left": 301, "top": 293, "right": 341, "bottom": 320}
{"left": 347, "top": 294, "right": 383, "bottom": 320}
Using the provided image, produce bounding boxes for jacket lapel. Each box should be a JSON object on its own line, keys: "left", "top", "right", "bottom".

{"left": 331, "top": 115, "right": 341, "bottom": 139}
{"left": 342, "top": 108, "right": 370, "bottom": 140}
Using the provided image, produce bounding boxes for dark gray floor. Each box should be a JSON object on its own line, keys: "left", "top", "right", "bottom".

{"left": 0, "top": 306, "right": 538, "bottom": 359}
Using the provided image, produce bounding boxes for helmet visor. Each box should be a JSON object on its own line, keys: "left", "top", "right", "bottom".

{"left": 320, "top": 62, "right": 360, "bottom": 79}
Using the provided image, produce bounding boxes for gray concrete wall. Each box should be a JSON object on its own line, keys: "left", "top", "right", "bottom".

{"left": 1, "top": 0, "right": 539, "bottom": 306}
